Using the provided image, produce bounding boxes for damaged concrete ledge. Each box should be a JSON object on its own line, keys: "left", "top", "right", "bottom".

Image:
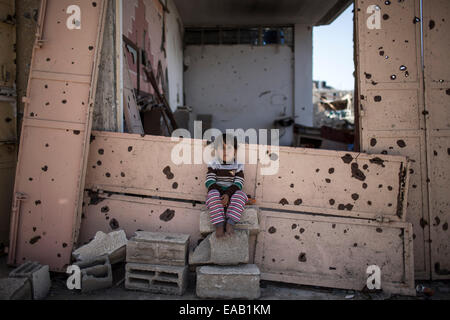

{"left": 73, "top": 230, "right": 128, "bottom": 264}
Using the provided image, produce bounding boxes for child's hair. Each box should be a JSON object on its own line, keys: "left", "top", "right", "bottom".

{"left": 213, "top": 133, "right": 238, "bottom": 150}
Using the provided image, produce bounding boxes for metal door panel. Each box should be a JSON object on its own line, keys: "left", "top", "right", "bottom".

{"left": 255, "top": 209, "right": 415, "bottom": 296}
{"left": 427, "top": 134, "right": 450, "bottom": 278}
{"left": 363, "top": 88, "right": 421, "bottom": 131}
{"left": 426, "top": 88, "right": 450, "bottom": 130}
{"left": 423, "top": 0, "right": 450, "bottom": 83}
{"left": 357, "top": 0, "right": 420, "bottom": 84}
{"left": 255, "top": 146, "right": 409, "bottom": 221}
{"left": 85, "top": 131, "right": 258, "bottom": 201}
{"left": 32, "top": 1, "right": 103, "bottom": 76}
{"left": 355, "top": 0, "right": 429, "bottom": 278}
{"left": 423, "top": 0, "right": 450, "bottom": 279}
{"left": 8, "top": 0, "right": 107, "bottom": 271}
{"left": 79, "top": 192, "right": 204, "bottom": 251}
{"left": 26, "top": 78, "right": 90, "bottom": 123}
{"left": 365, "top": 132, "right": 430, "bottom": 279}
{"left": 11, "top": 125, "right": 88, "bottom": 268}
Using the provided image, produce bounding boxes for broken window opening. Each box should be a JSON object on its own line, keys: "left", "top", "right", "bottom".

{"left": 184, "top": 26, "right": 294, "bottom": 47}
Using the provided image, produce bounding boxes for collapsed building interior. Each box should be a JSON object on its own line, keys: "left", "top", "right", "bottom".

{"left": 0, "top": 0, "right": 449, "bottom": 299}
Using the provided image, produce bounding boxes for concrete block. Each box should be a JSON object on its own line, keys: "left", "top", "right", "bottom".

{"left": 126, "top": 231, "right": 190, "bottom": 266}
{"left": 196, "top": 264, "right": 261, "bottom": 299}
{"left": 9, "top": 261, "right": 51, "bottom": 300}
{"left": 0, "top": 277, "right": 32, "bottom": 300}
{"left": 125, "top": 262, "right": 188, "bottom": 295}
{"left": 75, "top": 256, "right": 113, "bottom": 293}
{"left": 200, "top": 206, "right": 260, "bottom": 235}
{"left": 73, "top": 230, "right": 127, "bottom": 264}
{"left": 189, "top": 230, "right": 249, "bottom": 265}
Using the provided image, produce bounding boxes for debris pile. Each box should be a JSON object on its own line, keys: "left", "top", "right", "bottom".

{"left": 71, "top": 230, "right": 128, "bottom": 292}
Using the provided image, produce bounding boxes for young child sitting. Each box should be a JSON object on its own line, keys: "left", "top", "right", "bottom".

{"left": 205, "top": 133, "right": 248, "bottom": 238}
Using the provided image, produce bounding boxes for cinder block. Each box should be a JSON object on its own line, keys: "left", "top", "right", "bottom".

{"left": 9, "top": 261, "right": 51, "bottom": 300}
{"left": 189, "top": 230, "right": 249, "bottom": 265}
{"left": 126, "top": 231, "right": 190, "bottom": 266}
{"left": 73, "top": 230, "right": 127, "bottom": 264}
{"left": 125, "top": 262, "right": 188, "bottom": 295}
{"left": 75, "top": 256, "right": 113, "bottom": 293}
{"left": 196, "top": 264, "right": 261, "bottom": 299}
{"left": 200, "top": 206, "right": 260, "bottom": 235}
{"left": 0, "top": 277, "right": 32, "bottom": 300}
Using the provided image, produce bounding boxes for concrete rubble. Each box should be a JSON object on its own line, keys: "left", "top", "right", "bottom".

{"left": 196, "top": 264, "right": 261, "bottom": 300}
{"left": 74, "top": 256, "right": 113, "bottom": 293}
{"left": 0, "top": 277, "right": 32, "bottom": 300}
{"left": 9, "top": 261, "right": 51, "bottom": 300}
{"left": 189, "top": 229, "right": 250, "bottom": 265}
{"left": 125, "top": 231, "right": 190, "bottom": 296}
{"left": 199, "top": 206, "right": 260, "bottom": 236}
{"left": 72, "top": 230, "right": 128, "bottom": 264}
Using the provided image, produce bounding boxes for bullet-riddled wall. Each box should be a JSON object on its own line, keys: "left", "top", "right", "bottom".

{"left": 356, "top": 0, "right": 450, "bottom": 280}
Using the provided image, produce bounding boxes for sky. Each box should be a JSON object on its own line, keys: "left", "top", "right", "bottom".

{"left": 313, "top": 4, "right": 354, "bottom": 91}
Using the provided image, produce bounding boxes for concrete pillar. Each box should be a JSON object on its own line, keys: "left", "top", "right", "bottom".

{"left": 92, "top": 0, "right": 119, "bottom": 131}
{"left": 294, "top": 24, "right": 313, "bottom": 128}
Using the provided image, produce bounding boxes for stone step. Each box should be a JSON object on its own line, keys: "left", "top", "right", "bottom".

{"left": 196, "top": 264, "right": 261, "bottom": 299}
{"left": 126, "top": 231, "right": 190, "bottom": 266}
{"left": 125, "top": 262, "right": 188, "bottom": 295}
{"left": 200, "top": 206, "right": 260, "bottom": 236}
{"left": 189, "top": 229, "right": 249, "bottom": 265}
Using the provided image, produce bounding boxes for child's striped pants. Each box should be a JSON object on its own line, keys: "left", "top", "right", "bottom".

{"left": 205, "top": 189, "right": 248, "bottom": 225}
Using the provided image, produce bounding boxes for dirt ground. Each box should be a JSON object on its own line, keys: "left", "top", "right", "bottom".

{"left": 1, "top": 255, "right": 449, "bottom": 300}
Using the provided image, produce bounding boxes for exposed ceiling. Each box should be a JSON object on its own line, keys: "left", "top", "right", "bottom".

{"left": 172, "top": 0, "right": 352, "bottom": 27}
